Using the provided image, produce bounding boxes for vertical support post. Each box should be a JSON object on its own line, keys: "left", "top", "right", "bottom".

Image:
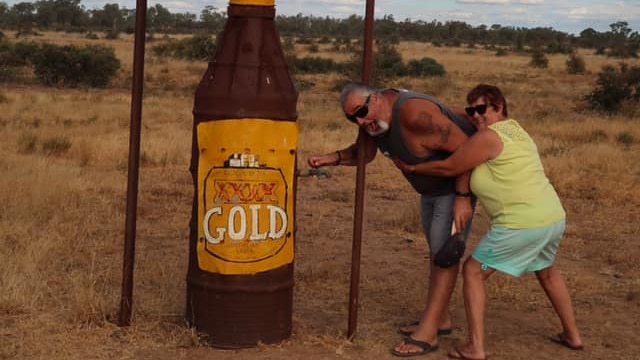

{"left": 119, "top": 0, "right": 147, "bottom": 327}
{"left": 347, "top": 0, "right": 375, "bottom": 340}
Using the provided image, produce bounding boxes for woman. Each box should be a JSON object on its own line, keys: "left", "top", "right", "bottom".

{"left": 392, "top": 84, "right": 583, "bottom": 359}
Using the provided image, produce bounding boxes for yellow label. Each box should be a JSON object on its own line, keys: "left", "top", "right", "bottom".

{"left": 197, "top": 119, "right": 298, "bottom": 275}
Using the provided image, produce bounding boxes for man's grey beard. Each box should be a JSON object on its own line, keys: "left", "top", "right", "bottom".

{"left": 365, "top": 119, "right": 390, "bottom": 137}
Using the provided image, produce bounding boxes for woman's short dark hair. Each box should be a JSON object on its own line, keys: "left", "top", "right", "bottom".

{"left": 467, "top": 84, "right": 508, "bottom": 117}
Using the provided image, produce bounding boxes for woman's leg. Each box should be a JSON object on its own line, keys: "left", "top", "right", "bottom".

{"left": 535, "top": 264, "right": 583, "bottom": 347}
{"left": 450, "top": 257, "right": 495, "bottom": 359}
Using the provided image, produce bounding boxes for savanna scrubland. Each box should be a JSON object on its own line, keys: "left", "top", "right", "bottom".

{"left": 1, "top": 31, "right": 639, "bottom": 360}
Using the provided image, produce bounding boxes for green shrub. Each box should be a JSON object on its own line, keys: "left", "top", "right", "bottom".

{"left": 616, "top": 132, "right": 634, "bottom": 146}
{"left": 42, "top": 136, "right": 71, "bottom": 155}
{"left": 495, "top": 48, "right": 508, "bottom": 57}
{"left": 291, "top": 56, "right": 338, "bottom": 74}
{"left": 405, "top": 57, "right": 446, "bottom": 77}
{"left": 584, "top": 63, "right": 640, "bottom": 114}
{"left": 151, "top": 35, "right": 216, "bottom": 61}
{"left": 373, "top": 43, "right": 406, "bottom": 80}
{"left": 0, "top": 41, "right": 33, "bottom": 67}
{"left": 566, "top": 52, "right": 586, "bottom": 74}
{"left": 104, "top": 30, "right": 120, "bottom": 40}
{"left": 337, "top": 42, "right": 447, "bottom": 87}
{"left": 32, "top": 43, "right": 120, "bottom": 87}
{"left": 529, "top": 50, "right": 549, "bottom": 68}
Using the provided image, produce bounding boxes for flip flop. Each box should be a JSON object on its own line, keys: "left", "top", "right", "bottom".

{"left": 390, "top": 336, "right": 439, "bottom": 358}
{"left": 549, "top": 333, "right": 584, "bottom": 350}
{"left": 397, "top": 321, "right": 453, "bottom": 336}
{"left": 447, "top": 348, "right": 487, "bottom": 360}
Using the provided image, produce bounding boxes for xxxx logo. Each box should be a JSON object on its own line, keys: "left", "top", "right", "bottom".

{"left": 214, "top": 181, "right": 278, "bottom": 203}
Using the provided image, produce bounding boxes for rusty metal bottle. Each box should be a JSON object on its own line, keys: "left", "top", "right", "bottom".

{"left": 187, "top": 0, "right": 298, "bottom": 348}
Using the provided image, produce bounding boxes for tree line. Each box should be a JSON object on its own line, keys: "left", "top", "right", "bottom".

{"left": 0, "top": 1, "right": 638, "bottom": 57}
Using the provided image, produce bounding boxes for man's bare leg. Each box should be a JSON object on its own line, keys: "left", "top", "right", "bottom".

{"left": 392, "top": 262, "right": 459, "bottom": 355}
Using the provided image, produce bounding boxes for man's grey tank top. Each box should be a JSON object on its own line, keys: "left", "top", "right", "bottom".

{"left": 375, "top": 89, "right": 476, "bottom": 196}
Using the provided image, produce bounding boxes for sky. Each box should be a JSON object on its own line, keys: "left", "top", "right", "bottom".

{"left": 7, "top": 0, "right": 640, "bottom": 35}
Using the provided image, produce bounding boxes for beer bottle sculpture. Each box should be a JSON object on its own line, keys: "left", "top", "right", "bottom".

{"left": 187, "top": 0, "right": 298, "bottom": 348}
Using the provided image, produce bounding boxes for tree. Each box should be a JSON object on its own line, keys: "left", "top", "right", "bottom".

{"left": 34, "top": 0, "right": 87, "bottom": 29}
{"left": 147, "top": 3, "right": 172, "bottom": 33}
{"left": 10, "top": 2, "right": 36, "bottom": 32}
{"left": 585, "top": 63, "right": 640, "bottom": 114}
{"left": 200, "top": 5, "right": 224, "bottom": 34}
{"left": 89, "top": 3, "right": 122, "bottom": 32}
{"left": 606, "top": 21, "right": 639, "bottom": 58}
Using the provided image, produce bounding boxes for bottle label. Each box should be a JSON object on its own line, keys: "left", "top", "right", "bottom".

{"left": 196, "top": 119, "right": 298, "bottom": 275}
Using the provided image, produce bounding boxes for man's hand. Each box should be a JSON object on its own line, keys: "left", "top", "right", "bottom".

{"left": 307, "top": 152, "right": 340, "bottom": 168}
{"left": 453, "top": 196, "right": 473, "bottom": 233}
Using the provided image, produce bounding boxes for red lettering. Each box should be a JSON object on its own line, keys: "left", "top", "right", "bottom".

{"left": 213, "top": 181, "right": 278, "bottom": 203}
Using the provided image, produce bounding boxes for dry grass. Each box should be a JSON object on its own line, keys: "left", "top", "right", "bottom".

{"left": 1, "top": 31, "right": 639, "bottom": 360}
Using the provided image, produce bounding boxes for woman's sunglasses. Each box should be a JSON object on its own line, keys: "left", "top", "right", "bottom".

{"left": 465, "top": 103, "right": 491, "bottom": 117}
{"left": 345, "top": 95, "right": 371, "bottom": 123}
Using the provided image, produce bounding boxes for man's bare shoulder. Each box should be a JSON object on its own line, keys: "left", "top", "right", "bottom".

{"left": 399, "top": 99, "right": 449, "bottom": 134}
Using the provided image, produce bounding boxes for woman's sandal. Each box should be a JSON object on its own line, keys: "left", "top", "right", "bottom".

{"left": 397, "top": 321, "right": 453, "bottom": 337}
{"left": 390, "top": 336, "right": 439, "bottom": 358}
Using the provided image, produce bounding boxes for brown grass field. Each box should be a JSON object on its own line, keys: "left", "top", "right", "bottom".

{"left": 1, "top": 31, "right": 639, "bottom": 360}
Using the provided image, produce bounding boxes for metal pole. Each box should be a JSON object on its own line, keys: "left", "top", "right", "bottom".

{"left": 347, "top": 0, "right": 375, "bottom": 340}
{"left": 119, "top": 0, "right": 147, "bottom": 327}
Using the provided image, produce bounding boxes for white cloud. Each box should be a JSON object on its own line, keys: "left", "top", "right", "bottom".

{"left": 457, "top": 0, "right": 510, "bottom": 4}
{"left": 317, "top": 0, "right": 363, "bottom": 5}
{"left": 517, "top": 0, "right": 544, "bottom": 4}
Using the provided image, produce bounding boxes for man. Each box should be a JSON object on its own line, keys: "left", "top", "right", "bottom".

{"left": 307, "top": 83, "right": 476, "bottom": 357}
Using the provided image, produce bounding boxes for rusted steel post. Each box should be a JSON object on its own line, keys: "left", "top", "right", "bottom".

{"left": 348, "top": 0, "right": 375, "bottom": 340}
{"left": 118, "top": 0, "right": 147, "bottom": 327}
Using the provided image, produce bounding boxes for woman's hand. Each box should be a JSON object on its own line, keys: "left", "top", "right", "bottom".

{"left": 392, "top": 158, "right": 414, "bottom": 173}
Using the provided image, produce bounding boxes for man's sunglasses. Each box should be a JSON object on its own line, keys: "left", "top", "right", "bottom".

{"left": 465, "top": 103, "right": 491, "bottom": 117}
{"left": 345, "top": 95, "right": 371, "bottom": 123}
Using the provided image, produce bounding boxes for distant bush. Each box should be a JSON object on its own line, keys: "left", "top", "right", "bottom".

{"left": 495, "top": 48, "right": 508, "bottom": 57}
{"left": 290, "top": 56, "right": 339, "bottom": 74}
{"left": 42, "top": 135, "right": 72, "bottom": 155}
{"left": 566, "top": 52, "right": 586, "bottom": 74}
{"left": 616, "top": 132, "right": 635, "bottom": 146}
{"left": 0, "top": 41, "right": 39, "bottom": 81}
{"left": 337, "top": 42, "right": 447, "bottom": 87}
{"left": 529, "top": 50, "right": 549, "bottom": 68}
{"left": 151, "top": 35, "right": 216, "bottom": 61}
{"left": 32, "top": 44, "right": 120, "bottom": 87}
{"left": 584, "top": 63, "right": 640, "bottom": 114}
{"left": 0, "top": 41, "right": 33, "bottom": 67}
{"left": 405, "top": 57, "right": 446, "bottom": 77}
{"left": 104, "top": 30, "right": 119, "bottom": 40}
{"left": 373, "top": 43, "right": 406, "bottom": 80}
{"left": 306, "top": 43, "right": 319, "bottom": 53}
